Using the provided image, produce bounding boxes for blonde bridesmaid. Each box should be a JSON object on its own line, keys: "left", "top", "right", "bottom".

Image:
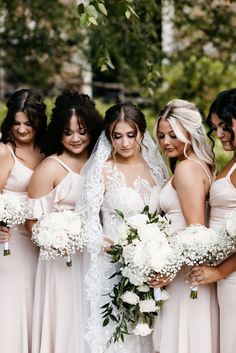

{"left": 150, "top": 99, "right": 219, "bottom": 353}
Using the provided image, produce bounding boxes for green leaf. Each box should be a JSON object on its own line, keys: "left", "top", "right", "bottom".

{"left": 88, "top": 16, "right": 98, "bottom": 25}
{"left": 85, "top": 5, "right": 98, "bottom": 18}
{"left": 98, "top": 2, "right": 107, "bottom": 16}
{"left": 115, "top": 209, "right": 124, "bottom": 219}
{"left": 100, "top": 63, "right": 108, "bottom": 71}
{"left": 127, "top": 5, "right": 139, "bottom": 19}
{"left": 103, "top": 317, "right": 109, "bottom": 326}
{"left": 125, "top": 10, "right": 131, "bottom": 19}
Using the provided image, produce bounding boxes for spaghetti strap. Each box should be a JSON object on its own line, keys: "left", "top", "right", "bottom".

{"left": 226, "top": 162, "right": 236, "bottom": 177}
{"left": 188, "top": 158, "right": 212, "bottom": 184}
{"left": 47, "top": 156, "right": 71, "bottom": 172}
{"left": 6, "top": 144, "right": 16, "bottom": 161}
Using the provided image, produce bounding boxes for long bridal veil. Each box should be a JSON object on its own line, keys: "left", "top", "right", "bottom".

{"left": 76, "top": 131, "right": 168, "bottom": 353}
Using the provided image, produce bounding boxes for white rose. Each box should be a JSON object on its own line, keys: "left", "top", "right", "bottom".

{"left": 139, "top": 299, "right": 157, "bottom": 313}
{"left": 121, "top": 291, "right": 139, "bottom": 305}
{"left": 111, "top": 188, "right": 144, "bottom": 217}
{"left": 137, "top": 285, "right": 150, "bottom": 292}
{"left": 48, "top": 212, "right": 69, "bottom": 231}
{"left": 67, "top": 219, "right": 81, "bottom": 236}
{"left": 121, "top": 267, "right": 145, "bottom": 286}
{"left": 117, "top": 223, "right": 129, "bottom": 243}
{"left": 133, "top": 323, "right": 153, "bottom": 336}
{"left": 132, "top": 243, "right": 147, "bottom": 268}
{"left": 138, "top": 223, "right": 166, "bottom": 243}
{"left": 36, "top": 229, "right": 53, "bottom": 247}
{"left": 126, "top": 214, "right": 148, "bottom": 229}
{"left": 53, "top": 231, "right": 69, "bottom": 249}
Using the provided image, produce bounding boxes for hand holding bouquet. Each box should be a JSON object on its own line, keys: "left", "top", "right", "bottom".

{"left": 31, "top": 210, "right": 84, "bottom": 267}
{"left": 0, "top": 193, "right": 30, "bottom": 256}
{"left": 173, "top": 224, "right": 232, "bottom": 299}
{"left": 102, "top": 206, "right": 180, "bottom": 346}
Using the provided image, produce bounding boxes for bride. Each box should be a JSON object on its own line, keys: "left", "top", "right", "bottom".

{"left": 77, "top": 102, "right": 167, "bottom": 353}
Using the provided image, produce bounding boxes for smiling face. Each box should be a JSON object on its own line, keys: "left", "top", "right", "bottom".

{"left": 156, "top": 118, "right": 190, "bottom": 160}
{"left": 110, "top": 120, "right": 143, "bottom": 160}
{"left": 210, "top": 113, "right": 236, "bottom": 151}
{"left": 62, "top": 115, "right": 91, "bottom": 156}
{"left": 11, "top": 112, "right": 36, "bottom": 145}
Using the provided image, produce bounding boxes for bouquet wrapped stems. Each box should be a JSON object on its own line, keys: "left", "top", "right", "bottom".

{"left": 190, "top": 286, "right": 198, "bottom": 299}
{"left": 0, "top": 221, "right": 11, "bottom": 256}
{"left": 3, "top": 241, "right": 11, "bottom": 256}
{"left": 66, "top": 255, "right": 72, "bottom": 267}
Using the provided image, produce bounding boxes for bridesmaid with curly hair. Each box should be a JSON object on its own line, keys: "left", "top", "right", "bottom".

{"left": 26, "top": 90, "right": 102, "bottom": 353}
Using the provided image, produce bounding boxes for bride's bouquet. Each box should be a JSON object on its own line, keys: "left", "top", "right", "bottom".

{"left": 31, "top": 210, "right": 84, "bottom": 267}
{"left": 102, "top": 207, "right": 181, "bottom": 345}
{"left": 0, "top": 193, "right": 30, "bottom": 256}
{"left": 173, "top": 225, "right": 232, "bottom": 299}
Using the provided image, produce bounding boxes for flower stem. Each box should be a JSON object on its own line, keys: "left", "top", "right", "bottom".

{"left": 190, "top": 287, "right": 198, "bottom": 299}
{"left": 66, "top": 255, "right": 72, "bottom": 267}
{"left": 3, "top": 242, "right": 11, "bottom": 256}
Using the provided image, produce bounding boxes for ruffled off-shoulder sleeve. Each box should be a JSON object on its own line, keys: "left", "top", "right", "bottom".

{"left": 27, "top": 193, "right": 55, "bottom": 220}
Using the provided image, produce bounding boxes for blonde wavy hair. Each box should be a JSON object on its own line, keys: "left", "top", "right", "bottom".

{"left": 154, "top": 99, "right": 215, "bottom": 172}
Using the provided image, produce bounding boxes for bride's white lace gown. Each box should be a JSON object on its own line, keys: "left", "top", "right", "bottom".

{"left": 85, "top": 161, "right": 162, "bottom": 353}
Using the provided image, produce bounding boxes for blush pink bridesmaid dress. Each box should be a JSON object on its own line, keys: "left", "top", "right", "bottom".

{"left": 210, "top": 163, "right": 236, "bottom": 353}
{"left": 0, "top": 145, "right": 39, "bottom": 353}
{"left": 155, "top": 172, "right": 219, "bottom": 353}
{"left": 29, "top": 156, "right": 89, "bottom": 353}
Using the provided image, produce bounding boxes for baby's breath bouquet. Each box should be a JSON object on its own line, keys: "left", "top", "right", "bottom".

{"left": 0, "top": 193, "right": 30, "bottom": 256}
{"left": 102, "top": 206, "right": 180, "bottom": 346}
{"left": 222, "top": 210, "right": 236, "bottom": 248}
{"left": 173, "top": 225, "right": 232, "bottom": 299}
{"left": 31, "top": 210, "right": 84, "bottom": 267}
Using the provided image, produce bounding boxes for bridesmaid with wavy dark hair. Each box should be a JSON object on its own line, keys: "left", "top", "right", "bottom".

{"left": 190, "top": 88, "right": 236, "bottom": 353}
{"left": 0, "top": 89, "right": 47, "bottom": 353}
{"left": 26, "top": 90, "right": 102, "bottom": 353}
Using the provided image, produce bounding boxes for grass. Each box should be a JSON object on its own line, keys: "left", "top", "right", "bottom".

{"left": 0, "top": 97, "right": 231, "bottom": 172}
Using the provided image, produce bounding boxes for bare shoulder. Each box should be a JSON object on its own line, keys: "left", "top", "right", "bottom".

{"left": 174, "top": 159, "right": 204, "bottom": 180}
{"left": 32, "top": 156, "right": 63, "bottom": 175}
{"left": 28, "top": 157, "right": 62, "bottom": 197}
{"left": 0, "top": 143, "right": 11, "bottom": 159}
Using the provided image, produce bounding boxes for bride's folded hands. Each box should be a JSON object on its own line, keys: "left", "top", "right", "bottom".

{"left": 148, "top": 273, "right": 171, "bottom": 288}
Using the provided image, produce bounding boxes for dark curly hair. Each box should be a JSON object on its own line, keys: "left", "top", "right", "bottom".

{"left": 0, "top": 89, "right": 47, "bottom": 150}
{"left": 44, "top": 90, "right": 103, "bottom": 156}
{"left": 103, "top": 102, "right": 147, "bottom": 142}
{"left": 207, "top": 88, "right": 236, "bottom": 150}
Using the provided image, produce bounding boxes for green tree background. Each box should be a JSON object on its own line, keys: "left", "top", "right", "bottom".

{"left": 0, "top": 0, "right": 235, "bottom": 169}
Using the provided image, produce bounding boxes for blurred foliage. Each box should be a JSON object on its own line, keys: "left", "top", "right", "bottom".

{"left": 79, "top": 0, "right": 236, "bottom": 115}
{"left": 0, "top": 0, "right": 83, "bottom": 91}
